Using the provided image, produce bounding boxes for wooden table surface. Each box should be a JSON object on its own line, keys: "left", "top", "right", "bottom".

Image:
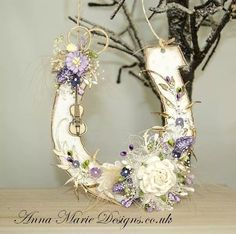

{"left": 0, "top": 184, "right": 236, "bottom": 234}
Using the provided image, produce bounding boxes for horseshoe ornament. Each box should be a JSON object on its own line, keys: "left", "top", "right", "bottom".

{"left": 51, "top": 27, "right": 196, "bottom": 211}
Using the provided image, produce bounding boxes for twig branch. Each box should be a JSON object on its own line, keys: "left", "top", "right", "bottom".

{"left": 87, "top": 1, "right": 144, "bottom": 54}
{"left": 190, "top": 12, "right": 200, "bottom": 55}
{"left": 166, "top": 0, "right": 192, "bottom": 61}
{"left": 117, "top": 62, "right": 137, "bottom": 83}
{"left": 88, "top": 1, "right": 116, "bottom": 7}
{"left": 129, "top": 71, "right": 150, "bottom": 87}
{"left": 97, "top": 42, "right": 141, "bottom": 62}
{"left": 202, "top": 34, "right": 221, "bottom": 71}
{"left": 202, "top": 11, "right": 231, "bottom": 56}
{"left": 121, "top": 3, "right": 144, "bottom": 54}
{"left": 111, "top": 0, "right": 126, "bottom": 19}
{"left": 148, "top": 0, "right": 165, "bottom": 20}
{"left": 191, "top": 2, "right": 233, "bottom": 70}
{"left": 150, "top": 2, "right": 194, "bottom": 15}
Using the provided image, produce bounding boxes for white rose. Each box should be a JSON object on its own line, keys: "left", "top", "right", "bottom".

{"left": 137, "top": 156, "right": 176, "bottom": 196}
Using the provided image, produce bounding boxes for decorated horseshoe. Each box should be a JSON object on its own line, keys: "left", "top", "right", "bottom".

{"left": 51, "top": 27, "right": 196, "bottom": 211}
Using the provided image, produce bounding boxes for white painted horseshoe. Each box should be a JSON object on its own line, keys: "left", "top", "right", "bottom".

{"left": 51, "top": 41, "right": 195, "bottom": 210}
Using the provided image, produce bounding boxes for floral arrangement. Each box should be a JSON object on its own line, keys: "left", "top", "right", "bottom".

{"left": 97, "top": 76, "right": 195, "bottom": 211}
{"left": 108, "top": 126, "right": 194, "bottom": 211}
{"left": 51, "top": 34, "right": 100, "bottom": 94}
{"left": 51, "top": 29, "right": 195, "bottom": 212}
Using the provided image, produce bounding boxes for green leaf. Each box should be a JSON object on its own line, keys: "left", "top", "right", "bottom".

{"left": 160, "top": 195, "right": 167, "bottom": 202}
{"left": 147, "top": 140, "right": 156, "bottom": 151}
{"left": 159, "top": 153, "right": 164, "bottom": 161}
{"left": 139, "top": 190, "right": 144, "bottom": 197}
{"left": 177, "top": 173, "right": 185, "bottom": 183}
{"left": 82, "top": 159, "right": 90, "bottom": 169}
{"left": 159, "top": 83, "right": 169, "bottom": 91}
{"left": 163, "top": 96, "right": 175, "bottom": 108}
{"left": 118, "top": 176, "right": 124, "bottom": 182}
{"left": 176, "top": 87, "right": 182, "bottom": 93}
{"left": 167, "top": 138, "right": 175, "bottom": 146}
{"left": 124, "top": 187, "right": 131, "bottom": 194}
{"left": 88, "top": 50, "right": 98, "bottom": 59}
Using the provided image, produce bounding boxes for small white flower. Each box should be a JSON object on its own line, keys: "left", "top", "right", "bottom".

{"left": 97, "top": 161, "right": 123, "bottom": 199}
{"left": 66, "top": 43, "right": 78, "bottom": 52}
{"left": 163, "top": 125, "right": 185, "bottom": 142}
{"left": 137, "top": 156, "right": 176, "bottom": 196}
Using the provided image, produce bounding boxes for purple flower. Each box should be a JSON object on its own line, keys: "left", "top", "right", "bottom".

{"left": 67, "top": 156, "right": 73, "bottom": 163}
{"left": 172, "top": 136, "right": 194, "bottom": 158}
{"left": 176, "top": 93, "right": 183, "bottom": 101}
{"left": 72, "top": 160, "right": 80, "bottom": 168}
{"left": 77, "top": 86, "right": 85, "bottom": 95}
{"left": 126, "top": 177, "right": 133, "bottom": 186}
{"left": 175, "top": 117, "right": 184, "bottom": 128}
{"left": 120, "top": 167, "right": 131, "bottom": 177}
{"left": 89, "top": 167, "right": 102, "bottom": 178}
{"left": 165, "top": 76, "right": 174, "bottom": 84}
{"left": 168, "top": 192, "right": 181, "bottom": 203}
{"left": 70, "top": 76, "right": 80, "bottom": 88}
{"left": 146, "top": 206, "right": 153, "bottom": 212}
{"left": 66, "top": 51, "right": 89, "bottom": 76}
{"left": 57, "top": 66, "right": 73, "bottom": 84}
{"left": 121, "top": 198, "right": 133, "bottom": 208}
{"left": 176, "top": 87, "right": 184, "bottom": 100}
{"left": 185, "top": 174, "right": 195, "bottom": 185}
{"left": 112, "top": 182, "right": 125, "bottom": 193}
{"left": 145, "top": 200, "right": 157, "bottom": 212}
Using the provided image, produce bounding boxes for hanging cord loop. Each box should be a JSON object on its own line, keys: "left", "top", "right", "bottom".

{"left": 141, "top": 0, "right": 175, "bottom": 50}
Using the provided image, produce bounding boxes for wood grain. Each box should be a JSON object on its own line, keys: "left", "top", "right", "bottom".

{"left": 0, "top": 184, "right": 235, "bottom": 234}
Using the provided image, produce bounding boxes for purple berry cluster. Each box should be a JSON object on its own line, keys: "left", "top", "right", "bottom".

{"left": 120, "top": 144, "right": 134, "bottom": 157}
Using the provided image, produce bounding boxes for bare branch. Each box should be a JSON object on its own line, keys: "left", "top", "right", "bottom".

{"left": 121, "top": 3, "right": 144, "bottom": 54}
{"left": 117, "top": 62, "right": 138, "bottom": 83}
{"left": 97, "top": 42, "right": 141, "bottom": 62}
{"left": 85, "top": 0, "right": 236, "bottom": 101}
{"left": 148, "top": 0, "right": 165, "bottom": 20}
{"left": 202, "top": 34, "right": 221, "bottom": 71}
{"left": 87, "top": 1, "right": 144, "bottom": 54}
{"left": 111, "top": 0, "right": 126, "bottom": 19}
{"left": 190, "top": 13, "right": 200, "bottom": 55}
{"left": 195, "top": 2, "right": 233, "bottom": 68}
{"left": 88, "top": 1, "right": 116, "bottom": 7}
{"left": 150, "top": 2, "right": 194, "bottom": 15}
{"left": 129, "top": 71, "right": 150, "bottom": 87}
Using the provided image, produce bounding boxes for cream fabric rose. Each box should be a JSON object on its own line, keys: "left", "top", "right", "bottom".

{"left": 137, "top": 156, "right": 176, "bottom": 196}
